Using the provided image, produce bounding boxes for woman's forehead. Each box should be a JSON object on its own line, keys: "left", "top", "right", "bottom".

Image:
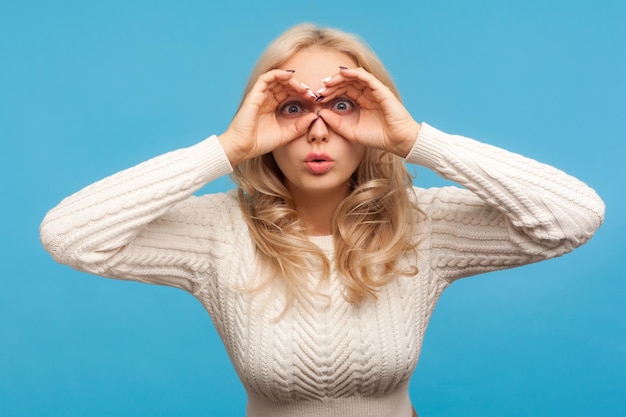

{"left": 280, "top": 47, "right": 357, "bottom": 88}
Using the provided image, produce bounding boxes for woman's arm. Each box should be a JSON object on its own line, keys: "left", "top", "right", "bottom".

{"left": 408, "top": 123, "right": 605, "bottom": 282}
{"left": 39, "top": 135, "right": 234, "bottom": 292}
{"left": 313, "top": 67, "right": 604, "bottom": 281}
{"left": 40, "top": 69, "right": 320, "bottom": 291}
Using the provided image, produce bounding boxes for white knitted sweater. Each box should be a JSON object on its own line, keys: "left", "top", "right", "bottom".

{"left": 40, "top": 123, "right": 604, "bottom": 417}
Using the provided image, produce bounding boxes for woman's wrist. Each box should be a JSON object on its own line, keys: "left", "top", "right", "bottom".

{"left": 217, "top": 131, "right": 247, "bottom": 167}
{"left": 396, "top": 120, "right": 421, "bottom": 158}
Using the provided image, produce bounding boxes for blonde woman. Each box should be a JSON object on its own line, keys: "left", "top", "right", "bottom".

{"left": 40, "top": 23, "right": 605, "bottom": 417}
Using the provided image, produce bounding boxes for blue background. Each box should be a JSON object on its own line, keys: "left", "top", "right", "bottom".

{"left": 1, "top": 0, "right": 624, "bottom": 416}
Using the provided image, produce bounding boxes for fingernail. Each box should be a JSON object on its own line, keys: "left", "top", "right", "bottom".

{"left": 339, "top": 66, "right": 348, "bottom": 70}
{"left": 315, "top": 86, "right": 327, "bottom": 95}
{"left": 315, "top": 95, "right": 325, "bottom": 102}
{"left": 322, "top": 76, "right": 332, "bottom": 83}
{"left": 284, "top": 69, "right": 296, "bottom": 73}
{"left": 299, "top": 82, "right": 318, "bottom": 98}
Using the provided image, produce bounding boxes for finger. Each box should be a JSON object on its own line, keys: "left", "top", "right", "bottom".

{"left": 250, "top": 70, "right": 293, "bottom": 99}
{"left": 321, "top": 67, "right": 373, "bottom": 86}
{"left": 269, "top": 82, "right": 302, "bottom": 105}
{"left": 310, "top": 86, "right": 339, "bottom": 104}
{"left": 315, "top": 69, "right": 371, "bottom": 104}
{"left": 250, "top": 70, "right": 310, "bottom": 112}
{"left": 273, "top": 111, "right": 319, "bottom": 148}
{"left": 311, "top": 80, "right": 362, "bottom": 104}
{"left": 240, "top": 72, "right": 285, "bottom": 111}
{"left": 264, "top": 68, "right": 298, "bottom": 82}
{"left": 287, "top": 77, "right": 321, "bottom": 101}
{"left": 319, "top": 72, "right": 346, "bottom": 88}
{"left": 292, "top": 112, "right": 319, "bottom": 137}
{"left": 319, "top": 84, "right": 378, "bottom": 110}
{"left": 317, "top": 109, "right": 356, "bottom": 141}
{"left": 337, "top": 67, "right": 393, "bottom": 100}
{"left": 266, "top": 76, "right": 321, "bottom": 106}
{"left": 251, "top": 69, "right": 298, "bottom": 98}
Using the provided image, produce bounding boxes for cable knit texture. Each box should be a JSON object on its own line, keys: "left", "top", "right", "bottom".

{"left": 40, "top": 123, "right": 605, "bottom": 417}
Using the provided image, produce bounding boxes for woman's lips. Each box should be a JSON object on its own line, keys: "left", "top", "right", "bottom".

{"left": 305, "top": 153, "right": 334, "bottom": 174}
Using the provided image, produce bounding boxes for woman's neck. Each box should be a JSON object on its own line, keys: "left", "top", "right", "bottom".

{"left": 291, "top": 188, "right": 348, "bottom": 236}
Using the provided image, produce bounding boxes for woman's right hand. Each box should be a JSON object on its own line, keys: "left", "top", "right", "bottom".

{"left": 218, "top": 69, "right": 319, "bottom": 166}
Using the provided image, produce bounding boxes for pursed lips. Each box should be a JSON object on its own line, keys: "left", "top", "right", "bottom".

{"left": 304, "top": 152, "right": 334, "bottom": 174}
{"left": 305, "top": 152, "right": 333, "bottom": 163}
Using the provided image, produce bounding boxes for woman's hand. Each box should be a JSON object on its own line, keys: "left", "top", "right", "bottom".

{"left": 318, "top": 67, "right": 421, "bottom": 157}
{"left": 218, "top": 70, "right": 319, "bottom": 166}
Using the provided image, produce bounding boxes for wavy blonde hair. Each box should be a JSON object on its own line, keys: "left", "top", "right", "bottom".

{"left": 231, "top": 23, "right": 419, "bottom": 304}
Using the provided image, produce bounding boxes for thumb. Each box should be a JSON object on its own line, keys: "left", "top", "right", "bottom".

{"left": 289, "top": 112, "right": 319, "bottom": 138}
{"left": 317, "top": 109, "right": 354, "bottom": 141}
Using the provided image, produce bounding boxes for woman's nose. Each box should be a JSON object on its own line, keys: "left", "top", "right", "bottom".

{"left": 307, "top": 115, "right": 329, "bottom": 143}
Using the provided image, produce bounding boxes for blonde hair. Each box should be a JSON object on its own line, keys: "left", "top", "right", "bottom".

{"left": 231, "top": 23, "right": 419, "bottom": 305}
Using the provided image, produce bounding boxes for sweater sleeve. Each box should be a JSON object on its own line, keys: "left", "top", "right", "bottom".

{"left": 406, "top": 123, "right": 605, "bottom": 283}
{"left": 39, "top": 135, "right": 235, "bottom": 292}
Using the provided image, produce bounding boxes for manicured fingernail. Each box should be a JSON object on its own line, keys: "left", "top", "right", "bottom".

{"left": 315, "top": 95, "right": 325, "bottom": 102}
{"left": 315, "top": 86, "right": 327, "bottom": 95}
{"left": 284, "top": 69, "right": 296, "bottom": 73}
{"left": 339, "top": 66, "right": 348, "bottom": 70}
{"left": 299, "top": 82, "right": 318, "bottom": 98}
{"left": 322, "top": 76, "right": 332, "bottom": 83}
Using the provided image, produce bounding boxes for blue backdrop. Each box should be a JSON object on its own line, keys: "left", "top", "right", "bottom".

{"left": 1, "top": 0, "right": 623, "bottom": 416}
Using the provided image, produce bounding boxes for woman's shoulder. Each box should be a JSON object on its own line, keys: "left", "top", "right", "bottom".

{"left": 191, "top": 189, "right": 240, "bottom": 208}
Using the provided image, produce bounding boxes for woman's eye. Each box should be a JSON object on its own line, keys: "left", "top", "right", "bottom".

{"left": 280, "top": 102, "right": 304, "bottom": 115}
{"left": 331, "top": 98, "right": 354, "bottom": 113}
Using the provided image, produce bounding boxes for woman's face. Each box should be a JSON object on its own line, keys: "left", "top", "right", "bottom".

{"left": 272, "top": 47, "right": 365, "bottom": 200}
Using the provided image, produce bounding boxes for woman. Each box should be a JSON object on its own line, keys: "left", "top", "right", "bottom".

{"left": 40, "top": 23, "right": 605, "bottom": 417}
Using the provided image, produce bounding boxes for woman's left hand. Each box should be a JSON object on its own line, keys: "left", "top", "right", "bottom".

{"left": 318, "top": 67, "right": 421, "bottom": 157}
